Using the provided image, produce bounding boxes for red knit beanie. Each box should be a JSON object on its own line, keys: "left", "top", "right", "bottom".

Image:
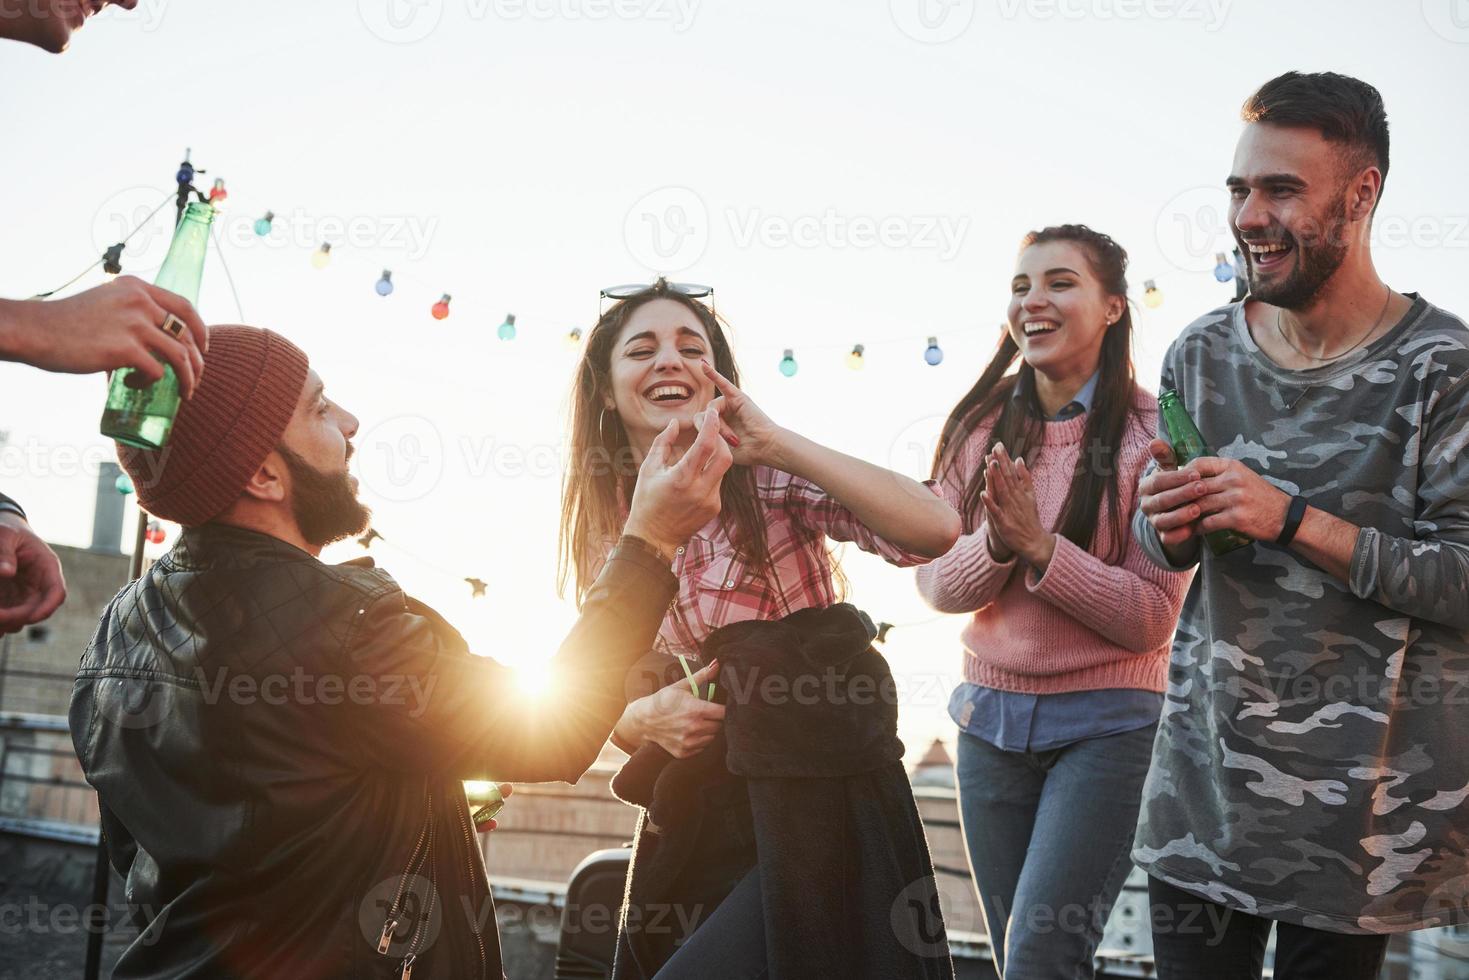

{"left": 117, "top": 325, "right": 310, "bottom": 527}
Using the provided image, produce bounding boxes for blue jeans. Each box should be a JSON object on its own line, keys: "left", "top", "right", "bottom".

{"left": 955, "top": 723, "right": 1157, "bottom": 980}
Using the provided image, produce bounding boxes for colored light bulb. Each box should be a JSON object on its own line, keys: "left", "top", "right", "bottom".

{"left": 312, "top": 242, "right": 332, "bottom": 269}
{"left": 847, "top": 344, "right": 865, "bottom": 371}
{"left": 779, "top": 349, "right": 798, "bottom": 377}
{"left": 1213, "top": 253, "right": 1233, "bottom": 283}
{"left": 145, "top": 520, "right": 166, "bottom": 545}
{"left": 498, "top": 314, "right": 517, "bottom": 341}
{"left": 115, "top": 474, "right": 134, "bottom": 495}
{"left": 254, "top": 211, "right": 274, "bottom": 237}
{"left": 1144, "top": 280, "right": 1163, "bottom": 309}
{"left": 432, "top": 294, "right": 452, "bottom": 320}
{"left": 924, "top": 337, "right": 944, "bottom": 366}
{"left": 376, "top": 270, "right": 394, "bottom": 296}
{"left": 208, "top": 178, "right": 228, "bottom": 204}
{"left": 565, "top": 327, "right": 584, "bottom": 349}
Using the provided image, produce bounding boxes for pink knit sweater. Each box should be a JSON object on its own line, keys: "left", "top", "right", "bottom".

{"left": 916, "top": 385, "right": 1191, "bottom": 694}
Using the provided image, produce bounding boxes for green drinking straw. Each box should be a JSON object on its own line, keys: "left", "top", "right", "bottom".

{"left": 676, "top": 655, "right": 700, "bottom": 697}
{"left": 676, "top": 655, "right": 715, "bottom": 700}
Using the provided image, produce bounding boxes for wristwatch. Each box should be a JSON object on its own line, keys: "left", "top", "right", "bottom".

{"left": 0, "top": 492, "right": 25, "bottom": 521}
{"left": 1277, "top": 494, "right": 1309, "bottom": 546}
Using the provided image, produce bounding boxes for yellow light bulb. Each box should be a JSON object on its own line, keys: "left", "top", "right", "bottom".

{"left": 311, "top": 243, "right": 332, "bottom": 269}
{"left": 1143, "top": 279, "right": 1163, "bottom": 309}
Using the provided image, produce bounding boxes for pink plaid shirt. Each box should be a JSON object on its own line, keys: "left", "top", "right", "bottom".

{"left": 599, "top": 466, "right": 940, "bottom": 659}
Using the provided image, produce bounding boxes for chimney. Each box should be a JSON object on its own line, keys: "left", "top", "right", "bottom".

{"left": 91, "top": 461, "right": 125, "bottom": 554}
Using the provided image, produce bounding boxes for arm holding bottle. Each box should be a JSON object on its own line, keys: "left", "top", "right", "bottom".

{"left": 0, "top": 277, "right": 208, "bottom": 396}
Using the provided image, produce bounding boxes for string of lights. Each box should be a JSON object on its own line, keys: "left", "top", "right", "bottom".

{"left": 67, "top": 151, "right": 1246, "bottom": 604}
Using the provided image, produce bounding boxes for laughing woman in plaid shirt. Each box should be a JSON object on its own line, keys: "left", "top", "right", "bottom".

{"left": 558, "top": 279, "right": 961, "bottom": 761}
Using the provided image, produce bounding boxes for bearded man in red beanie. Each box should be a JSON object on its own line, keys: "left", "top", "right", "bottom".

{"left": 70, "top": 325, "right": 732, "bottom": 979}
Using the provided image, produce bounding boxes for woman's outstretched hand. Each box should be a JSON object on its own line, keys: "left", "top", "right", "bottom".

{"left": 698, "top": 360, "right": 783, "bottom": 469}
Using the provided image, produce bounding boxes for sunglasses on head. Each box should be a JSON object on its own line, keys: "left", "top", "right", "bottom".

{"left": 599, "top": 280, "right": 714, "bottom": 301}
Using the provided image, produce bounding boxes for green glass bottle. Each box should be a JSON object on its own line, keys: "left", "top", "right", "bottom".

{"left": 471, "top": 783, "right": 506, "bottom": 830}
{"left": 1158, "top": 388, "right": 1252, "bottom": 557}
{"left": 100, "top": 202, "right": 215, "bottom": 449}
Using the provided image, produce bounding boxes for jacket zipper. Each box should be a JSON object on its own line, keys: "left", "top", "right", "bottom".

{"left": 379, "top": 791, "right": 434, "bottom": 955}
{"left": 399, "top": 838, "right": 437, "bottom": 979}
{"left": 456, "top": 789, "right": 489, "bottom": 979}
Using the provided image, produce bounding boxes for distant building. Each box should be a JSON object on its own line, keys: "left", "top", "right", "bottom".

{"left": 911, "top": 736, "right": 956, "bottom": 789}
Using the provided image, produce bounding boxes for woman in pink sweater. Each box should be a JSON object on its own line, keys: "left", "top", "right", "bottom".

{"left": 917, "top": 224, "right": 1191, "bottom": 979}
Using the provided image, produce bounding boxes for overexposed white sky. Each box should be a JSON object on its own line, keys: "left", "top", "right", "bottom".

{"left": 3, "top": 0, "right": 1467, "bottom": 760}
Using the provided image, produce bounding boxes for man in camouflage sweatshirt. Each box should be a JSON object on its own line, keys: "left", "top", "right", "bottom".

{"left": 1133, "top": 71, "right": 1469, "bottom": 979}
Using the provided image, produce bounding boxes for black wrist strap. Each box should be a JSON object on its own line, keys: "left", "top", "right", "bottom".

{"left": 1277, "top": 494, "right": 1309, "bottom": 546}
{"left": 0, "top": 492, "right": 25, "bottom": 522}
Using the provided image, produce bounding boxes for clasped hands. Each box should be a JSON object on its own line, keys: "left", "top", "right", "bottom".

{"left": 980, "top": 443, "right": 1055, "bottom": 570}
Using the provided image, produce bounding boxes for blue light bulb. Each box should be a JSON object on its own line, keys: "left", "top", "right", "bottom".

{"left": 498, "top": 313, "right": 517, "bottom": 341}
{"left": 253, "top": 211, "right": 274, "bottom": 237}
{"left": 779, "top": 349, "right": 798, "bottom": 377}
{"left": 1213, "top": 252, "right": 1233, "bottom": 283}
{"left": 375, "top": 270, "right": 394, "bottom": 296}
{"left": 924, "top": 337, "right": 944, "bottom": 366}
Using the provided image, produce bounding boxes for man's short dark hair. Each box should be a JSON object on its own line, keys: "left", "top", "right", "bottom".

{"left": 1242, "top": 71, "right": 1390, "bottom": 192}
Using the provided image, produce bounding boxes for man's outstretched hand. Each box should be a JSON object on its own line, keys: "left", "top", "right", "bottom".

{"left": 0, "top": 512, "right": 67, "bottom": 634}
{"left": 0, "top": 277, "right": 209, "bottom": 397}
{"left": 624, "top": 403, "right": 734, "bottom": 558}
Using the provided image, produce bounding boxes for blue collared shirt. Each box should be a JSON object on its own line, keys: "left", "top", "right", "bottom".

{"left": 1012, "top": 368, "right": 1099, "bottom": 421}
{"left": 953, "top": 368, "right": 1163, "bottom": 753}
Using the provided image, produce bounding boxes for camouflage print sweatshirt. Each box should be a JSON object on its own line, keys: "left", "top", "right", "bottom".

{"left": 1131, "top": 294, "right": 1469, "bottom": 935}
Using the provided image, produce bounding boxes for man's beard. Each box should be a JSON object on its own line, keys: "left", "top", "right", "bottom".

{"left": 277, "top": 445, "right": 372, "bottom": 548}
{"left": 1245, "top": 193, "right": 1351, "bottom": 310}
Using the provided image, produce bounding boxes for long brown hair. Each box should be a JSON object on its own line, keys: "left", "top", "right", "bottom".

{"left": 932, "top": 224, "right": 1140, "bottom": 563}
{"left": 557, "top": 281, "right": 771, "bottom": 604}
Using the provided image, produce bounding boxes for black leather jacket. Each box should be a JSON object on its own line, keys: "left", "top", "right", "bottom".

{"left": 70, "top": 524, "right": 674, "bottom": 979}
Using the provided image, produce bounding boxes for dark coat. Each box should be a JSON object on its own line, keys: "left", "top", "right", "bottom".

{"left": 70, "top": 524, "right": 675, "bottom": 980}
{"left": 610, "top": 604, "right": 955, "bottom": 980}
